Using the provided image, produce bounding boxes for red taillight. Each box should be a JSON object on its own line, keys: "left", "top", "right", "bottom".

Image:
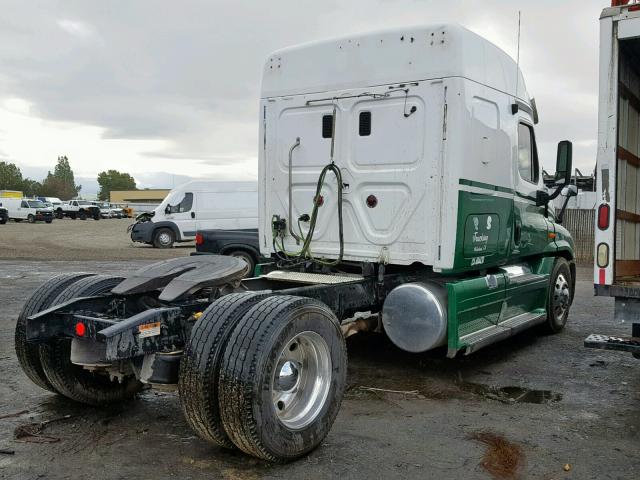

{"left": 597, "top": 204, "right": 610, "bottom": 230}
{"left": 314, "top": 195, "right": 324, "bottom": 207}
{"left": 195, "top": 233, "right": 203, "bottom": 245}
{"left": 75, "top": 322, "right": 86, "bottom": 337}
{"left": 630, "top": 5, "right": 640, "bottom": 11}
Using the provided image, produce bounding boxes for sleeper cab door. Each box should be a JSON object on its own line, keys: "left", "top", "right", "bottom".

{"left": 512, "top": 121, "right": 549, "bottom": 259}
{"left": 165, "top": 192, "right": 196, "bottom": 240}
{"left": 505, "top": 120, "right": 550, "bottom": 317}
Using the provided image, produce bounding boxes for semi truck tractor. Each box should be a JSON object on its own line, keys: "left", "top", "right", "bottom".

{"left": 15, "top": 24, "right": 576, "bottom": 462}
{"left": 586, "top": 1, "right": 640, "bottom": 358}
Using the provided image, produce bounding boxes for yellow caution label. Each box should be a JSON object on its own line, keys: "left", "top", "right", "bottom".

{"left": 138, "top": 322, "right": 161, "bottom": 338}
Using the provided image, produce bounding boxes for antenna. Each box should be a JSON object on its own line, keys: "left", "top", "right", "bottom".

{"left": 515, "top": 10, "right": 521, "bottom": 99}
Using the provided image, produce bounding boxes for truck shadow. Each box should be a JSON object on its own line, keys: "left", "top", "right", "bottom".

{"left": 345, "top": 330, "right": 561, "bottom": 404}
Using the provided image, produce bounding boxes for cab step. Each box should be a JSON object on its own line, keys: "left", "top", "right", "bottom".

{"left": 460, "top": 311, "right": 547, "bottom": 355}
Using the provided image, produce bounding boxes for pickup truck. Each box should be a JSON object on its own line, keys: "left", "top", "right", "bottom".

{"left": 0, "top": 207, "right": 7, "bottom": 224}
{"left": 55, "top": 200, "right": 101, "bottom": 220}
{"left": 194, "top": 228, "right": 265, "bottom": 276}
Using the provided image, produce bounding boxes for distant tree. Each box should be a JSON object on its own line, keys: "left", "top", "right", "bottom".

{"left": 97, "top": 169, "right": 137, "bottom": 201}
{"left": 0, "top": 161, "right": 25, "bottom": 190}
{"left": 21, "top": 179, "right": 42, "bottom": 197}
{"left": 39, "top": 156, "right": 81, "bottom": 200}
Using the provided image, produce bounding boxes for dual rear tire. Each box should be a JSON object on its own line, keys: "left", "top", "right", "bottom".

{"left": 15, "top": 274, "right": 142, "bottom": 405}
{"left": 179, "top": 294, "right": 347, "bottom": 462}
{"left": 17, "top": 276, "right": 347, "bottom": 461}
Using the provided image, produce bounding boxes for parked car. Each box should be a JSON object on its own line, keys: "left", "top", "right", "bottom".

{"left": 193, "top": 228, "right": 265, "bottom": 276}
{"left": 129, "top": 181, "right": 258, "bottom": 248}
{"left": 55, "top": 200, "right": 101, "bottom": 220}
{"left": 92, "top": 201, "right": 115, "bottom": 219}
{"left": 109, "top": 203, "right": 125, "bottom": 219}
{"left": 2, "top": 198, "right": 53, "bottom": 223}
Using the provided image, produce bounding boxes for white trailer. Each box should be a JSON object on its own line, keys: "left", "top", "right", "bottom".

{"left": 587, "top": 0, "right": 640, "bottom": 357}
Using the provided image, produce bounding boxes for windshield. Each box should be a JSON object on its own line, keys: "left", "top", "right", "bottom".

{"left": 27, "top": 201, "right": 46, "bottom": 208}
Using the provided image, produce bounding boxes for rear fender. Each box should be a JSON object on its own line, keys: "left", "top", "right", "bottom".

{"left": 220, "top": 244, "right": 260, "bottom": 260}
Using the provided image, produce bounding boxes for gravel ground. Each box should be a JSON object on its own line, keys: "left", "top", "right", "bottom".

{"left": 0, "top": 239, "right": 638, "bottom": 479}
{"left": 0, "top": 217, "right": 194, "bottom": 261}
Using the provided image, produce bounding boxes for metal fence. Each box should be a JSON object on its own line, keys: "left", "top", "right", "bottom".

{"left": 561, "top": 209, "right": 594, "bottom": 264}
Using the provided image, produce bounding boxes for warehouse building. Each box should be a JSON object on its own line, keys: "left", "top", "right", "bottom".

{"left": 109, "top": 189, "right": 170, "bottom": 204}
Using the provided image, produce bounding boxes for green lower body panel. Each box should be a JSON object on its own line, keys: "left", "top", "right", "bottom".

{"left": 446, "top": 257, "right": 555, "bottom": 357}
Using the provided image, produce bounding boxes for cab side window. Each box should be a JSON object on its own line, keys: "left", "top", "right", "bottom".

{"left": 517, "top": 123, "right": 539, "bottom": 184}
{"left": 21, "top": 201, "right": 28, "bottom": 208}
{"left": 169, "top": 192, "right": 193, "bottom": 213}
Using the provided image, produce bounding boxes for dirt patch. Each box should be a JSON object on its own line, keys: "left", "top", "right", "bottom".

{"left": 0, "top": 218, "right": 194, "bottom": 261}
{"left": 469, "top": 431, "right": 524, "bottom": 479}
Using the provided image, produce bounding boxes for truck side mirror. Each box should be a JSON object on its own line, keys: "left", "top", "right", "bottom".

{"left": 555, "top": 140, "right": 572, "bottom": 186}
{"left": 544, "top": 140, "right": 573, "bottom": 205}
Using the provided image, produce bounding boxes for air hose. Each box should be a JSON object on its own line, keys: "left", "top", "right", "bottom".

{"left": 273, "top": 161, "right": 344, "bottom": 267}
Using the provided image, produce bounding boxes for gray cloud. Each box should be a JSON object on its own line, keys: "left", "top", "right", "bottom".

{"left": 0, "top": 0, "right": 604, "bottom": 175}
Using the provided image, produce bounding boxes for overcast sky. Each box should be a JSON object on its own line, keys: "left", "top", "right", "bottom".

{"left": 0, "top": 0, "right": 604, "bottom": 194}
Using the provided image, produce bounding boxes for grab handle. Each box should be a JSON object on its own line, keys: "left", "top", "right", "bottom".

{"left": 288, "top": 137, "right": 302, "bottom": 243}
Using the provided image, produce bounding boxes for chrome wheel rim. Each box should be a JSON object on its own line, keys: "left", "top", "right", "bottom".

{"left": 553, "top": 273, "right": 570, "bottom": 322}
{"left": 158, "top": 232, "right": 171, "bottom": 245}
{"left": 271, "top": 331, "right": 331, "bottom": 430}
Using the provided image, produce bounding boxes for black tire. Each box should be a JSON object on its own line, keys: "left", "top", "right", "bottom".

{"left": 226, "top": 250, "right": 256, "bottom": 278}
{"left": 79, "top": 210, "right": 87, "bottom": 220}
{"left": 55, "top": 210, "right": 63, "bottom": 219}
{"left": 38, "top": 275, "right": 143, "bottom": 405}
{"left": 544, "top": 257, "right": 573, "bottom": 333}
{"left": 15, "top": 273, "right": 95, "bottom": 393}
{"left": 27, "top": 214, "right": 35, "bottom": 224}
{"left": 45, "top": 220, "right": 52, "bottom": 224}
{"left": 179, "top": 292, "right": 271, "bottom": 449}
{"left": 70, "top": 212, "right": 77, "bottom": 220}
{"left": 153, "top": 228, "right": 175, "bottom": 248}
{"left": 0, "top": 215, "right": 7, "bottom": 224}
{"left": 93, "top": 212, "right": 100, "bottom": 220}
{"left": 218, "top": 296, "right": 347, "bottom": 462}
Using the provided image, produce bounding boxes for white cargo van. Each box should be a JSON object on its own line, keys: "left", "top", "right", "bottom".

{"left": 129, "top": 181, "right": 258, "bottom": 248}
{"left": 1, "top": 198, "right": 54, "bottom": 223}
